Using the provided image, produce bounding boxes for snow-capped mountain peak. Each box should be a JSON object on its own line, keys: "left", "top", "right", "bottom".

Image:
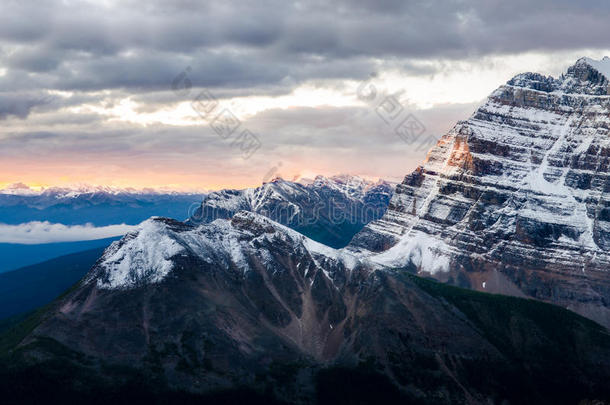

{"left": 350, "top": 57, "right": 610, "bottom": 328}
{"left": 188, "top": 174, "right": 393, "bottom": 248}
{"left": 0, "top": 183, "right": 206, "bottom": 197}
{"left": 92, "top": 211, "right": 361, "bottom": 290}
{"left": 0, "top": 182, "right": 41, "bottom": 196}
{"left": 581, "top": 56, "right": 610, "bottom": 81}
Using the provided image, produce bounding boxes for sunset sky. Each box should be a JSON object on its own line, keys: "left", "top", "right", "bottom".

{"left": 2, "top": 0, "right": 610, "bottom": 191}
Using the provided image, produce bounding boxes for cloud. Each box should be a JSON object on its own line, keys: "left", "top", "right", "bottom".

{"left": 0, "top": 222, "right": 137, "bottom": 244}
{"left": 2, "top": 0, "right": 610, "bottom": 94}
{"left": 0, "top": 92, "right": 57, "bottom": 119}
{"left": 1, "top": 0, "right": 609, "bottom": 188}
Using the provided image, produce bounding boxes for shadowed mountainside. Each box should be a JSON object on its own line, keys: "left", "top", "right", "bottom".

{"left": 1, "top": 213, "right": 609, "bottom": 405}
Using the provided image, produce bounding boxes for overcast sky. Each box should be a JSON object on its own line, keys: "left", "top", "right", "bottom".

{"left": 1, "top": 0, "right": 609, "bottom": 190}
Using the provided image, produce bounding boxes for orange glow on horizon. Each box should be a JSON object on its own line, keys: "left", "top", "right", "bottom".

{"left": 0, "top": 171, "right": 391, "bottom": 193}
{"left": 0, "top": 168, "right": 398, "bottom": 193}
{"left": 0, "top": 150, "right": 414, "bottom": 192}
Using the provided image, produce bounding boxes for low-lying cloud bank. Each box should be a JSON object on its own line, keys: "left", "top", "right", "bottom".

{"left": 0, "top": 222, "right": 137, "bottom": 244}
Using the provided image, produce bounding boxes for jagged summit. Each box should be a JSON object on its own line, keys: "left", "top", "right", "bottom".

{"left": 92, "top": 211, "right": 359, "bottom": 290}
{"left": 507, "top": 56, "right": 610, "bottom": 95}
{"left": 350, "top": 57, "right": 610, "bottom": 327}
{"left": 579, "top": 56, "right": 610, "bottom": 80}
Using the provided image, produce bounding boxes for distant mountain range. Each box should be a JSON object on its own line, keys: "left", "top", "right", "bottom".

{"left": 0, "top": 184, "right": 205, "bottom": 226}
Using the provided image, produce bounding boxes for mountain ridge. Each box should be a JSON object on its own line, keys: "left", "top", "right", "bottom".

{"left": 188, "top": 174, "right": 393, "bottom": 248}
{"left": 3, "top": 211, "right": 610, "bottom": 404}
{"left": 349, "top": 56, "right": 610, "bottom": 327}
{"left": 0, "top": 190, "right": 204, "bottom": 226}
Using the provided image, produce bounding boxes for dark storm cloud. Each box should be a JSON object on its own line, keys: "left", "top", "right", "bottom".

{"left": 0, "top": 92, "right": 58, "bottom": 119}
{"left": 7, "top": 46, "right": 63, "bottom": 73}
{"left": 2, "top": 0, "right": 610, "bottom": 95}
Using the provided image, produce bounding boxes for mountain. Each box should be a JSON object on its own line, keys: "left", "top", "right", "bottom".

{"left": 349, "top": 57, "right": 610, "bottom": 328}
{"left": 0, "top": 237, "right": 118, "bottom": 274}
{"left": 2, "top": 212, "right": 610, "bottom": 404}
{"left": 0, "top": 247, "right": 104, "bottom": 321}
{"left": 0, "top": 185, "right": 204, "bottom": 226}
{"left": 188, "top": 175, "right": 393, "bottom": 248}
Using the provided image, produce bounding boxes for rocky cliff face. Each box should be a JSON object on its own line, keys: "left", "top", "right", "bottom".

{"left": 349, "top": 57, "right": 610, "bottom": 328}
{"left": 5, "top": 212, "right": 610, "bottom": 404}
{"left": 188, "top": 175, "right": 393, "bottom": 248}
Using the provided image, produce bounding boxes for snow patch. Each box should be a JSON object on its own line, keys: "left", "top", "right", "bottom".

{"left": 97, "top": 219, "right": 184, "bottom": 289}
{"left": 584, "top": 56, "right": 610, "bottom": 81}
{"left": 95, "top": 212, "right": 363, "bottom": 290}
{"left": 372, "top": 231, "right": 451, "bottom": 274}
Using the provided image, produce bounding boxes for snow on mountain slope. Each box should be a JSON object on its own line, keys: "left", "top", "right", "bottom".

{"left": 17, "top": 208, "right": 610, "bottom": 404}
{"left": 0, "top": 183, "right": 204, "bottom": 197}
{"left": 93, "top": 218, "right": 186, "bottom": 289}
{"left": 92, "top": 212, "right": 362, "bottom": 290}
{"left": 584, "top": 56, "right": 610, "bottom": 82}
{"left": 188, "top": 175, "right": 393, "bottom": 248}
{"left": 349, "top": 57, "right": 610, "bottom": 327}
